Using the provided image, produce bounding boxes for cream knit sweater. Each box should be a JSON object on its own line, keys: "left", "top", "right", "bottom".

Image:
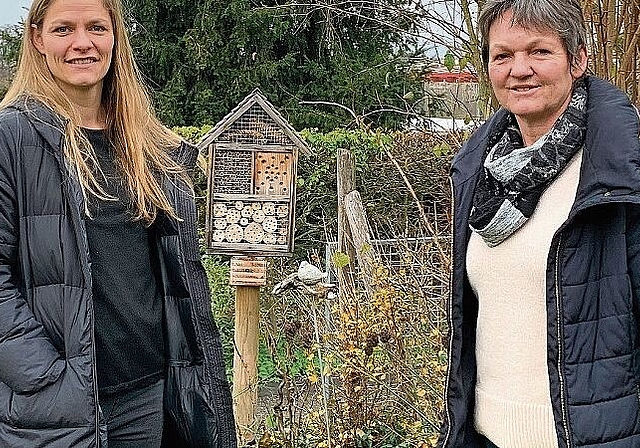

{"left": 466, "top": 150, "right": 583, "bottom": 448}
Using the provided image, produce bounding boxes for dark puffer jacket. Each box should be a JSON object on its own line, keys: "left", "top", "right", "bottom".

{"left": 439, "top": 76, "right": 640, "bottom": 447}
{"left": 0, "top": 98, "right": 236, "bottom": 447}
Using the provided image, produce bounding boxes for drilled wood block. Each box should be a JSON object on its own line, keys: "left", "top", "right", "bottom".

{"left": 254, "top": 152, "right": 292, "bottom": 196}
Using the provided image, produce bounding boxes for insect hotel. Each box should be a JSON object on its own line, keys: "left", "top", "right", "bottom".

{"left": 200, "top": 88, "right": 311, "bottom": 257}
{"left": 198, "top": 89, "right": 310, "bottom": 443}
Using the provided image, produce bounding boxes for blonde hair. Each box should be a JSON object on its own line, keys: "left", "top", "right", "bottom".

{"left": 1, "top": 0, "right": 185, "bottom": 223}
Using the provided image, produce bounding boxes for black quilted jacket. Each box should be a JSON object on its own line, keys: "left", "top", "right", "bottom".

{"left": 439, "top": 76, "right": 640, "bottom": 447}
{"left": 0, "top": 98, "right": 236, "bottom": 447}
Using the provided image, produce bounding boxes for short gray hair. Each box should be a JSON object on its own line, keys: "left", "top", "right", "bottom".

{"left": 478, "top": 0, "right": 587, "bottom": 70}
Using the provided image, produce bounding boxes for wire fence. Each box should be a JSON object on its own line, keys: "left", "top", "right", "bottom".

{"left": 325, "top": 236, "right": 451, "bottom": 328}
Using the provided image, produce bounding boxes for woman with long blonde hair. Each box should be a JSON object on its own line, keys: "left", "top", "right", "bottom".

{"left": 0, "top": 0, "right": 236, "bottom": 445}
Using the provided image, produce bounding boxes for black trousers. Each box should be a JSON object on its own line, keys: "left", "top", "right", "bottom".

{"left": 100, "top": 379, "right": 164, "bottom": 448}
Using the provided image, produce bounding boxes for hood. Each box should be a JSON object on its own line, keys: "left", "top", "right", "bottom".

{"left": 5, "top": 96, "right": 67, "bottom": 155}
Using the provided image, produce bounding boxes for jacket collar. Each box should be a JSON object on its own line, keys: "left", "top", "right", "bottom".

{"left": 170, "top": 141, "right": 198, "bottom": 171}
{"left": 572, "top": 76, "right": 640, "bottom": 212}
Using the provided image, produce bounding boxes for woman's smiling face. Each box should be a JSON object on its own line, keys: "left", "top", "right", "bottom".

{"left": 32, "top": 0, "right": 114, "bottom": 102}
{"left": 487, "top": 9, "right": 587, "bottom": 135}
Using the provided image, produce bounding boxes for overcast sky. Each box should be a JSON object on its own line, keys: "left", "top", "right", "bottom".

{"left": 1, "top": 0, "right": 31, "bottom": 27}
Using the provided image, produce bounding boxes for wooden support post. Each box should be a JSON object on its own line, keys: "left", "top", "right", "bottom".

{"left": 345, "top": 190, "right": 379, "bottom": 298}
{"left": 230, "top": 257, "right": 266, "bottom": 445}
{"left": 233, "top": 286, "right": 260, "bottom": 444}
{"left": 337, "top": 148, "right": 357, "bottom": 296}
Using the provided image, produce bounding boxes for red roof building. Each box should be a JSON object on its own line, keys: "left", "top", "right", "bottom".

{"left": 427, "top": 70, "right": 478, "bottom": 83}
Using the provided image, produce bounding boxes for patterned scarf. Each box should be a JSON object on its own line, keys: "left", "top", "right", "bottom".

{"left": 469, "top": 78, "right": 587, "bottom": 247}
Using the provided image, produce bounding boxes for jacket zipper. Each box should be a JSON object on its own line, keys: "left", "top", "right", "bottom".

{"left": 56, "top": 149, "right": 101, "bottom": 444}
{"left": 78, "top": 217, "right": 101, "bottom": 445}
{"left": 90, "top": 300, "right": 100, "bottom": 445}
{"left": 441, "top": 176, "right": 456, "bottom": 447}
{"left": 554, "top": 234, "right": 572, "bottom": 448}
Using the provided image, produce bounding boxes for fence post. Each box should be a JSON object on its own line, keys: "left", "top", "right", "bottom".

{"left": 337, "top": 148, "right": 357, "bottom": 296}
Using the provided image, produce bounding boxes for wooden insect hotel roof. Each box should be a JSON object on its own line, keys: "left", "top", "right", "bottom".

{"left": 199, "top": 88, "right": 311, "bottom": 155}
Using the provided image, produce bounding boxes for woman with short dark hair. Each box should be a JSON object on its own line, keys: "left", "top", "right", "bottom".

{"left": 439, "top": 0, "right": 640, "bottom": 446}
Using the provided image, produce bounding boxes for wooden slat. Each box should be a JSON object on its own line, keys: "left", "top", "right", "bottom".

{"left": 345, "top": 190, "right": 379, "bottom": 299}
{"left": 337, "top": 148, "right": 357, "bottom": 297}
{"left": 215, "top": 142, "right": 296, "bottom": 152}
{"left": 212, "top": 194, "right": 290, "bottom": 201}
{"left": 229, "top": 257, "right": 267, "bottom": 286}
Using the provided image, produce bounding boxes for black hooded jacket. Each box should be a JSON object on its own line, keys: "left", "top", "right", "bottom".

{"left": 439, "top": 77, "right": 640, "bottom": 447}
{"left": 0, "top": 97, "right": 236, "bottom": 447}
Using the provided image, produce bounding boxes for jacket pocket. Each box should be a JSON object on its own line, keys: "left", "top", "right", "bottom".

{"left": 163, "top": 364, "right": 219, "bottom": 447}
{"left": 8, "top": 360, "right": 93, "bottom": 428}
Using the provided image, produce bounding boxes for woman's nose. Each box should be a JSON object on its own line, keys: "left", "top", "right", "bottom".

{"left": 71, "top": 29, "right": 94, "bottom": 51}
{"left": 510, "top": 53, "right": 534, "bottom": 78}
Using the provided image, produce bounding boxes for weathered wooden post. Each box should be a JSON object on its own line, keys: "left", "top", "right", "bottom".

{"left": 336, "top": 148, "right": 357, "bottom": 296}
{"left": 345, "top": 190, "right": 379, "bottom": 298}
{"left": 198, "top": 89, "right": 311, "bottom": 445}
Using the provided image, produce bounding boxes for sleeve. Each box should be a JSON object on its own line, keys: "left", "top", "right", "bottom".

{"left": 0, "top": 123, "right": 65, "bottom": 393}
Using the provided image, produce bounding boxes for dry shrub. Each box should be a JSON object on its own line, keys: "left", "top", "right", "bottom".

{"left": 294, "top": 129, "right": 459, "bottom": 256}
{"left": 362, "top": 131, "right": 458, "bottom": 238}
{"left": 258, "top": 235, "right": 449, "bottom": 447}
{"left": 256, "top": 129, "right": 457, "bottom": 448}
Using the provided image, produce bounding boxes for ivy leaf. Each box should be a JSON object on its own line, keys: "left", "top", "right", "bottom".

{"left": 444, "top": 52, "right": 455, "bottom": 72}
{"left": 432, "top": 142, "right": 452, "bottom": 157}
{"left": 331, "top": 251, "right": 351, "bottom": 268}
{"left": 459, "top": 56, "right": 469, "bottom": 71}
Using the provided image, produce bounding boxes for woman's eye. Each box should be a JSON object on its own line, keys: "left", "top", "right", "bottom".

{"left": 533, "top": 49, "right": 551, "bottom": 55}
{"left": 53, "top": 26, "right": 71, "bottom": 33}
{"left": 90, "top": 25, "right": 107, "bottom": 32}
{"left": 493, "top": 53, "right": 509, "bottom": 61}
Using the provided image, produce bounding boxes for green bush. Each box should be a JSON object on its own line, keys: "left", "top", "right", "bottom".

{"left": 201, "top": 254, "right": 235, "bottom": 377}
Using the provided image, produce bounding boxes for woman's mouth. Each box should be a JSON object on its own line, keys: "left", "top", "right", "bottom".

{"left": 510, "top": 85, "right": 539, "bottom": 92}
{"left": 67, "top": 57, "right": 98, "bottom": 65}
